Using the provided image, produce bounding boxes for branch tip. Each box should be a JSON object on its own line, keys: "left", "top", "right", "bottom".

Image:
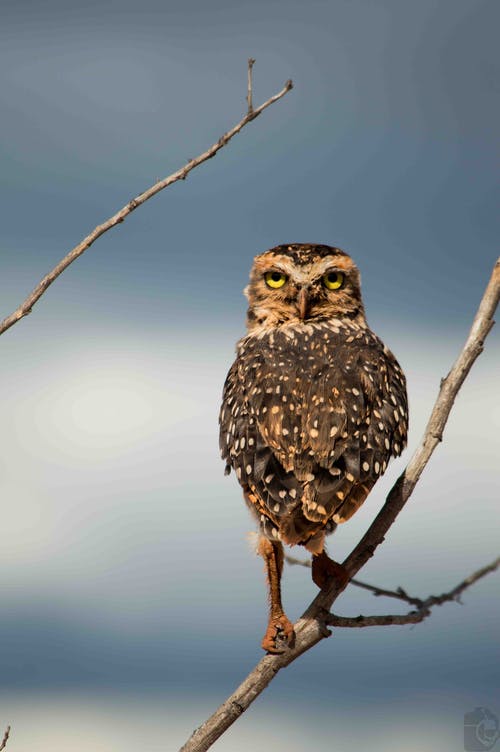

{"left": 0, "top": 60, "right": 293, "bottom": 338}
{"left": 247, "top": 58, "right": 256, "bottom": 114}
{"left": 0, "top": 726, "right": 10, "bottom": 752}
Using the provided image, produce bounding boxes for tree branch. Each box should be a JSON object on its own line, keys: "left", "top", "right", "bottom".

{"left": 328, "top": 556, "right": 500, "bottom": 628}
{"left": 0, "top": 726, "right": 10, "bottom": 751}
{"left": 328, "top": 611, "right": 428, "bottom": 627}
{"left": 0, "top": 60, "right": 293, "bottom": 338}
{"left": 422, "top": 555, "right": 500, "bottom": 608}
{"left": 247, "top": 57, "right": 256, "bottom": 114}
{"left": 285, "top": 553, "right": 424, "bottom": 607}
{"left": 179, "top": 258, "right": 499, "bottom": 752}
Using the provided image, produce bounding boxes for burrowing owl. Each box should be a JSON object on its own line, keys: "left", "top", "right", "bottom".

{"left": 219, "top": 244, "right": 408, "bottom": 652}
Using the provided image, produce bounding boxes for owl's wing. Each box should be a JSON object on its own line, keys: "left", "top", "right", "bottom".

{"left": 220, "top": 357, "right": 306, "bottom": 520}
{"left": 277, "top": 337, "right": 408, "bottom": 525}
{"left": 310, "top": 338, "right": 408, "bottom": 524}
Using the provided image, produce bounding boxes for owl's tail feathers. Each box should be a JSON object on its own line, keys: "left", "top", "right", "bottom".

{"left": 278, "top": 510, "right": 336, "bottom": 551}
{"left": 279, "top": 511, "right": 316, "bottom": 546}
{"left": 301, "top": 470, "right": 350, "bottom": 524}
{"left": 332, "top": 480, "right": 375, "bottom": 523}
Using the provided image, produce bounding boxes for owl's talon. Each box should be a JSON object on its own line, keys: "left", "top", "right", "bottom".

{"left": 261, "top": 614, "right": 295, "bottom": 653}
{"left": 312, "top": 551, "right": 350, "bottom": 591}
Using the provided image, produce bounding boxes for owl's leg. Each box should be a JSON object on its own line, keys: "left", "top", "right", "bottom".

{"left": 311, "top": 550, "right": 350, "bottom": 591}
{"left": 258, "top": 536, "right": 295, "bottom": 653}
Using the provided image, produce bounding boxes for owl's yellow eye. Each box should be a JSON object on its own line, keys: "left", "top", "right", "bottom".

{"left": 322, "top": 271, "right": 344, "bottom": 290}
{"left": 265, "top": 271, "right": 288, "bottom": 289}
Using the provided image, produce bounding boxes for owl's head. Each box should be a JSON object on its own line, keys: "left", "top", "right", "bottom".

{"left": 244, "top": 244, "right": 365, "bottom": 331}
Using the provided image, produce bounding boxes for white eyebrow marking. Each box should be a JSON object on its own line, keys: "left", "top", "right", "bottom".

{"left": 261, "top": 256, "right": 350, "bottom": 285}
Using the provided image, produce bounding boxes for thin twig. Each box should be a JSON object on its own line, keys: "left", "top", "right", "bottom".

{"left": 0, "top": 726, "right": 10, "bottom": 751}
{"left": 328, "top": 611, "right": 428, "bottom": 627}
{"left": 424, "top": 555, "right": 500, "bottom": 608}
{"left": 348, "top": 579, "right": 423, "bottom": 606}
{"left": 0, "top": 64, "right": 293, "bottom": 338}
{"left": 179, "top": 258, "right": 499, "bottom": 752}
{"left": 328, "top": 555, "right": 500, "bottom": 629}
{"left": 247, "top": 58, "right": 255, "bottom": 114}
{"left": 284, "top": 553, "right": 424, "bottom": 606}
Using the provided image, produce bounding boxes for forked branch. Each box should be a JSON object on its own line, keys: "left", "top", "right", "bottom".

{"left": 179, "top": 257, "right": 499, "bottom": 752}
{"left": 0, "top": 61, "right": 292, "bottom": 338}
{"left": 328, "top": 555, "right": 500, "bottom": 628}
{"left": 285, "top": 553, "right": 424, "bottom": 607}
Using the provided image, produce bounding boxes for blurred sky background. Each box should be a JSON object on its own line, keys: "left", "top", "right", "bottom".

{"left": 0, "top": 0, "right": 499, "bottom": 750}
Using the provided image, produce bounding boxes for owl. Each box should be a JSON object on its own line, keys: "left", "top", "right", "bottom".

{"left": 219, "top": 244, "right": 408, "bottom": 653}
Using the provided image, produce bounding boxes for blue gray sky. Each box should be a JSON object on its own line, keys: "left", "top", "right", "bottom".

{"left": 0, "top": 1, "right": 499, "bottom": 750}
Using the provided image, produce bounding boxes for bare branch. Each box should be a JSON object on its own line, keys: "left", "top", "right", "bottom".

{"left": 347, "top": 579, "right": 423, "bottom": 606}
{"left": 285, "top": 553, "right": 423, "bottom": 606}
{"left": 179, "top": 258, "right": 499, "bottom": 752}
{"left": 423, "top": 555, "right": 500, "bottom": 608}
{"left": 0, "top": 726, "right": 10, "bottom": 751}
{"left": 247, "top": 58, "right": 256, "bottom": 114}
{"left": 328, "top": 611, "right": 428, "bottom": 627}
{"left": 0, "top": 64, "right": 293, "bottom": 338}
{"left": 180, "top": 554, "right": 500, "bottom": 752}
{"left": 328, "top": 556, "right": 500, "bottom": 629}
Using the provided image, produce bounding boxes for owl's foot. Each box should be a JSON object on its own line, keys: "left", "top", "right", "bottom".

{"left": 312, "top": 551, "right": 350, "bottom": 591}
{"left": 261, "top": 613, "right": 295, "bottom": 653}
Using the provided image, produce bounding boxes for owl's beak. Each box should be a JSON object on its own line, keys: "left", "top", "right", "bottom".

{"left": 297, "top": 287, "right": 310, "bottom": 320}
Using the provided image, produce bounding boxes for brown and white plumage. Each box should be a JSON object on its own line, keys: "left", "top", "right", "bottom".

{"left": 219, "top": 244, "right": 408, "bottom": 651}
